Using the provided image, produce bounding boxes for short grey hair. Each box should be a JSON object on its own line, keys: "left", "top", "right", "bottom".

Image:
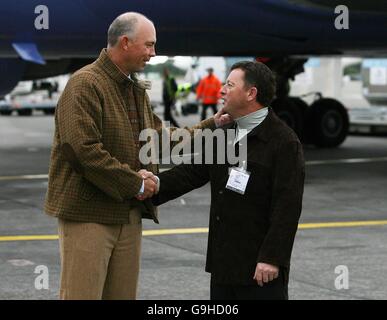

{"left": 107, "top": 12, "right": 149, "bottom": 47}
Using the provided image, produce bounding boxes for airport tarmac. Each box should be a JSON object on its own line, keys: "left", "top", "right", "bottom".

{"left": 1, "top": 110, "right": 387, "bottom": 300}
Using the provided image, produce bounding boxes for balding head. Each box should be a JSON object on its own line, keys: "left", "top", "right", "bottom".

{"left": 106, "top": 12, "right": 156, "bottom": 74}
{"left": 107, "top": 12, "right": 153, "bottom": 48}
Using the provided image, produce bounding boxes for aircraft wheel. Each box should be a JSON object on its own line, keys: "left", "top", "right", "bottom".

{"left": 306, "top": 98, "right": 349, "bottom": 148}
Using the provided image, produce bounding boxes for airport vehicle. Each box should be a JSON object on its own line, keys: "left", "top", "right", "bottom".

{"left": 349, "top": 59, "right": 387, "bottom": 133}
{"left": 1, "top": 0, "right": 387, "bottom": 146}
{"left": 0, "top": 80, "right": 59, "bottom": 116}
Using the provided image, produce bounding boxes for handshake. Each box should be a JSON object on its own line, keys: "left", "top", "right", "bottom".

{"left": 136, "top": 169, "right": 159, "bottom": 201}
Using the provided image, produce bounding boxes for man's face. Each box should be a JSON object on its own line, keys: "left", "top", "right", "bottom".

{"left": 125, "top": 19, "right": 156, "bottom": 72}
{"left": 221, "top": 69, "right": 249, "bottom": 117}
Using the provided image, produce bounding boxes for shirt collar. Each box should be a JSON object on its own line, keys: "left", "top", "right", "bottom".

{"left": 235, "top": 107, "right": 269, "bottom": 132}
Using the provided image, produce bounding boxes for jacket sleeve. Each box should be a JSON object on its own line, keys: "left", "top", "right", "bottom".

{"left": 56, "top": 73, "right": 143, "bottom": 202}
{"left": 152, "top": 161, "right": 210, "bottom": 206}
{"left": 151, "top": 114, "right": 211, "bottom": 205}
{"left": 152, "top": 111, "right": 216, "bottom": 158}
{"left": 257, "top": 139, "right": 305, "bottom": 268}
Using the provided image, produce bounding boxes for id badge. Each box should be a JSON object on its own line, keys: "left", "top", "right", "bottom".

{"left": 226, "top": 165, "right": 250, "bottom": 195}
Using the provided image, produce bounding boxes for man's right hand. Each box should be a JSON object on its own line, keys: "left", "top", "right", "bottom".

{"left": 141, "top": 178, "right": 157, "bottom": 199}
{"left": 139, "top": 169, "right": 158, "bottom": 184}
{"left": 253, "top": 263, "right": 279, "bottom": 287}
{"left": 136, "top": 169, "right": 159, "bottom": 200}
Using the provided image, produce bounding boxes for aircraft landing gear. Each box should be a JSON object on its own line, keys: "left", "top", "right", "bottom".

{"left": 304, "top": 98, "right": 349, "bottom": 148}
{"left": 260, "top": 56, "right": 349, "bottom": 148}
{"left": 272, "top": 96, "right": 349, "bottom": 148}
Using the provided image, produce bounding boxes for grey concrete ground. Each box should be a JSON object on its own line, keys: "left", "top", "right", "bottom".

{"left": 1, "top": 109, "right": 387, "bottom": 300}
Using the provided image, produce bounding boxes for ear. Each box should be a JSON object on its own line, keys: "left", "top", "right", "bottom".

{"left": 247, "top": 87, "right": 258, "bottom": 102}
{"left": 121, "top": 35, "right": 130, "bottom": 50}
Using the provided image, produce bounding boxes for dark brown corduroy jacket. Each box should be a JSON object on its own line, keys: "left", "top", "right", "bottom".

{"left": 44, "top": 49, "right": 215, "bottom": 224}
{"left": 153, "top": 109, "right": 305, "bottom": 285}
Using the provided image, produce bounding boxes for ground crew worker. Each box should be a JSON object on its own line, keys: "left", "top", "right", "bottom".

{"left": 196, "top": 67, "right": 222, "bottom": 120}
{"left": 162, "top": 67, "right": 179, "bottom": 127}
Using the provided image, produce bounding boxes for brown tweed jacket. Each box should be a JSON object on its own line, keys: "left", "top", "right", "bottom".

{"left": 44, "top": 49, "right": 215, "bottom": 224}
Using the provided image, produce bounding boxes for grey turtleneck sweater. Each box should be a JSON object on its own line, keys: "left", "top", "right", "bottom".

{"left": 234, "top": 107, "right": 269, "bottom": 145}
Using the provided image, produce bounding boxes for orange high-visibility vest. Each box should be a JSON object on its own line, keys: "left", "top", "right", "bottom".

{"left": 196, "top": 74, "right": 222, "bottom": 104}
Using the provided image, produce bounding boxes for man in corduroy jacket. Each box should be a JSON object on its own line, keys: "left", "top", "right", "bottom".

{"left": 44, "top": 12, "right": 230, "bottom": 300}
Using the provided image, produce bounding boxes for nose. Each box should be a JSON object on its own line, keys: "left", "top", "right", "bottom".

{"left": 220, "top": 85, "right": 226, "bottom": 96}
{"left": 150, "top": 46, "right": 156, "bottom": 57}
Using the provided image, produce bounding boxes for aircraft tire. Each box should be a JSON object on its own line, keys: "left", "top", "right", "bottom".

{"left": 306, "top": 98, "right": 349, "bottom": 148}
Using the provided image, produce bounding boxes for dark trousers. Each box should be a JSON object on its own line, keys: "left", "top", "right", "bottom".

{"left": 163, "top": 100, "right": 180, "bottom": 127}
{"left": 201, "top": 103, "right": 217, "bottom": 121}
{"left": 210, "top": 270, "right": 288, "bottom": 300}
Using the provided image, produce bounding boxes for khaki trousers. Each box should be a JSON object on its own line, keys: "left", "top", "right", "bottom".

{"left": 58, "top": 208, "right": 142, "bottom": 300}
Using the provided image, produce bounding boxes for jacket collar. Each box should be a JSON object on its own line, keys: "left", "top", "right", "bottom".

{"left": 95, "top": 49, "right": 151, "bottom": 90}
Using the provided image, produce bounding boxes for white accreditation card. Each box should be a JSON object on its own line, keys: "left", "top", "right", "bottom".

{"left": 226, "top": 162, "right": 250, "bottom": 195}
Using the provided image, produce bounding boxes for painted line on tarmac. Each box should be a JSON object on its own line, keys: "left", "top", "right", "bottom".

{"left": 0, "top": 235, "right": 59, "bottom": 242}
{"left": 0, "top": 174, "right": 48, "bottom": 181}
{"left": 2, "top": 157, "right": 387, "bottom": 181}
{"left": 306, "top": 156, "right": 387, "bottom": 166}
{"left": 1, "top": 220, "right": 387, "bottom": 242}
{"left": 298, "top": 220, "right": 387, "bottom": 229}
{"left": 0, "top": 228, "right": 209, "bottom": 242}
{"left": 143, "top": 227, "right": 209, "bottom": 236}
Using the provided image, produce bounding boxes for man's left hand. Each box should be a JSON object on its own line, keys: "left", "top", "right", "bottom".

{"left": 214, "top": 107, "right": 233, "bottom": 127}
{"left": 253, "top": 262, "right": 279, "bottom": 287}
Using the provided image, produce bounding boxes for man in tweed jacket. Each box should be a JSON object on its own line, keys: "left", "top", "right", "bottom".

{"left": 44, "top": 12, "right": 227, "bottom": 300}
